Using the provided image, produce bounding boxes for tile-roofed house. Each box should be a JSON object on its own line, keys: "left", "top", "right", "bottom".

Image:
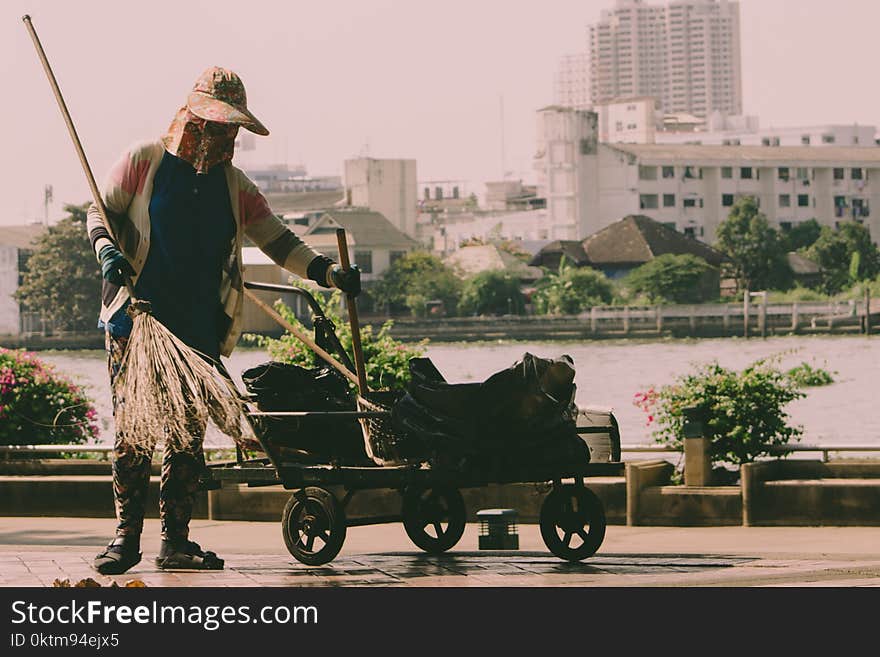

{"left": 445, "top": 244, "right": 543, "bottom": 282}
{"left": 581, "top": 215, "right": 726, "bottom": 279}
{"left": 528, "top": 240, "right": 590, "bottom": 269}
{"left": 786, "top": 251, "right": 822, "bottom": 288}
{"left": 302, "top": 209, "right": 420, "bottom": 282}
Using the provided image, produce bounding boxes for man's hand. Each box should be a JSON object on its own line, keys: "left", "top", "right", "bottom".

{"left": 329, "top": 264, "right": 361, "bottom": 297}
{"left": 98, "top": 244, "right": 134, "bottom": 286}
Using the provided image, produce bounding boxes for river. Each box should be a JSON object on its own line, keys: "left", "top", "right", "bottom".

{"left": 34, "top": 334, "right": 879, "bottom": 449}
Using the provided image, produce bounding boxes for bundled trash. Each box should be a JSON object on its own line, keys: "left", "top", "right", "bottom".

{"left": 242, "top": 353, "right": 589, "bottom": 472}
{"left": 393, "top": 353, "right": 590, "bottom": 471}
{"left": 241, "top": 362, "right": 371, "bottom": 465}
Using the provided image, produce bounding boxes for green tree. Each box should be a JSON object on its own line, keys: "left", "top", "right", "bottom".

{"left": 458, "top": 270, "right": 525, "bottom": 316}
{"left": 624, "top": 254, "right": 716, "bottom": 304}
{"left": 780, "top": 218, "right": 822, "bottom": 252}
{"left": 715, "top": 197, "right": 793, "bottom": 291}
{"left": 807, "top": 221, "right": 880, "bottom": 294}
{"left": 15, "top": 203, "right": 101, "bottom": 331}
{"left": 533, "top": 259, "right": 613, "bottom": 314}
{"left": 372, "top": 251, "right": 462, "bottom": 317}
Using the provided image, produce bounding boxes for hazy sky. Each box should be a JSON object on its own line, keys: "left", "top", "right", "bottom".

{"left": 2, "top": 0, "right": 878, "bottom": 225}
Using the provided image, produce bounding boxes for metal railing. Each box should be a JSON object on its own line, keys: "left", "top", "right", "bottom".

{"left": 2, "top": 443, "right": 879, "bottom": 463}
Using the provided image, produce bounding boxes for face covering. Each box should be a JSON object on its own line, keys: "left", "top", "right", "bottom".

{"left": 162, "top": 106, "right": 239, "bottom": 174}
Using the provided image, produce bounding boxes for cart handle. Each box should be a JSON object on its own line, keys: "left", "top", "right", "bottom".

{"left": 244, "top": 281, "right": 326, "bottom": 317}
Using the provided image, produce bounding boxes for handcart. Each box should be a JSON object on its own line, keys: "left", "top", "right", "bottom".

{"left": 209, "top": 279, "right": 624, "bottom": 566}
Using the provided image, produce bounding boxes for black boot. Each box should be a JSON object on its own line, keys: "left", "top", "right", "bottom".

{"left": 155, "top": 538, "right": 224, "bottom": 570}
{"left": 93, "top": 536, "right": 142, "bottom": 575}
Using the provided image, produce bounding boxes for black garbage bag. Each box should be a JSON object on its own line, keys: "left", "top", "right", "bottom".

{"left": 393, "top": 353, "right": 589, "bottom": 470}
{"left": 241, "top": 362, "right": 371, "bottom": 465}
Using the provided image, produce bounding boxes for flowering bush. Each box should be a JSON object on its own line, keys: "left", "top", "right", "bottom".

{"left": 246, "top": 285, "right": 426, "bottom": 391}
{"left": 0, "top": 348, "right": 99, "bottom": 446}
{"left": 634, "top": 358, "right": 804, "bottom": 466}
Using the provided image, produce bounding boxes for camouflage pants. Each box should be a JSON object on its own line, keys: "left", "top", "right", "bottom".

{"left": 106, "top": 333, "right": 207, "bottom": 542}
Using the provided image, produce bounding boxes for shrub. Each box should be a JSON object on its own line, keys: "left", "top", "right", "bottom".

{"left": 246, "top": 285, "right": 425, "bottom": 390}
{"left": 458, "top": 270, "right": 526, "bottom": 316}
{"left": 786, "top": 362, "right": 835, "bottom": 387}
{"left": 0, "top": 347, "right": 99, "bottom": 446}
{"left": 624, "top": 253, "right": 716, "bottom": 304}
{"left": 634, "top": 358, "right": 804, "bottom": 466}
{"left": 533, "top": 260, "right": 613, "bottom": 314}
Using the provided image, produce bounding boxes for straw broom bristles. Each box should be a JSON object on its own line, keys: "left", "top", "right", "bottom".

{"left": 113, "top": 303, "right": 253, "bottom": 455}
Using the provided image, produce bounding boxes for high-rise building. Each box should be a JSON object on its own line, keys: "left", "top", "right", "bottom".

{"left": 554, "top": 53, "right": 591, "bottom": 111}
{"left": 577, "top": 0, "right": 741, "bottom": 119}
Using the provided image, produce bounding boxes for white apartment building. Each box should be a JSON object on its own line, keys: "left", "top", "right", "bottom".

{"left": 554, "top": 53, "right": 591, "bottom": 110}
{"left": 535, "top": 107, "right": 880, "bottom": 244}
{"left": 656, "top": 123, "right": 879, "bottom": 147}
{"left": 587, "top": 0, "right": 742, "bottom": 118}
{"left": 343, "top": 158, "right": 418, "bottom": 239}
{"left": 592, "top": 143, "right": 880, "bottom": 244}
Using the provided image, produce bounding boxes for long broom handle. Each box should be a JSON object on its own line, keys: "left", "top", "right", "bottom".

{"left": 243, "top": 288, "right": 360, "bottom": 387}
{"left": 335, "top": 229, "right": 369, "bottom": 395}
{"left": 22, "top": 15, "right": 135, "bottom": 299}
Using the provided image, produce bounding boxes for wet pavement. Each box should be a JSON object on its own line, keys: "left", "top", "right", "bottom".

{"left": 1, "top": 518, "right": 879, "bottom": 587}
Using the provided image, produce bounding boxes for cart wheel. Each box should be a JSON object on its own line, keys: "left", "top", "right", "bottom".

{"left": 540, "top": 485, "right": 606, "bottom": 562}
{"left": 282, "top": 487, "right": 346, "bottom": 566}
{"left": 402, "top": 486, "right": 466, "bottom": 554}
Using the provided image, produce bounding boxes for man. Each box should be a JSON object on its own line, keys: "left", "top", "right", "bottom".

{"left": 90, "top": 67, "right": 360, "bottom": 575}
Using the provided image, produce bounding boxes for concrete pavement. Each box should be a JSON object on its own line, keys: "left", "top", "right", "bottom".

{"left": 1, "top": 517, "right": 879, "bottom": 587}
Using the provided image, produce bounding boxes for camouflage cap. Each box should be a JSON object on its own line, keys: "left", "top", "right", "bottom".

{"left": 186, "top": 67, "right": 269, "bottom": 136}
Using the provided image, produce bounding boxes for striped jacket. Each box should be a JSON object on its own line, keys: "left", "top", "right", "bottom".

{"left": 87, "top": 139, "right": 324, "bottom": 356}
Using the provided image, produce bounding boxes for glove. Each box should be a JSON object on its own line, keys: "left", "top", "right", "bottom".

{"left": 98, "top": 244, "right": 134, "bottom": 286}
{"left": 329, "top": 264, "right": 361, "bottom": 297}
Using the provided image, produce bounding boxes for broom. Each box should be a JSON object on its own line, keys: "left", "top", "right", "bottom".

{"left": 23, "top": 15, "right": 252, "bottom": 455}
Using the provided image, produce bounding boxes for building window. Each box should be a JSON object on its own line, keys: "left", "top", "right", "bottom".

{"left": 721, "top": 166, "right": 733, "bottom": 179}
{"left": 722, "top": 194, "right": 734, "bottom": 207}
{"left": 390, "top": 251, "right": 406, "bottom": 265}
{"left": 798, "top": 194, "right": 810, "bottom": 207}
{"left": 640, "top": 194, "right": 659, "bottom": 209}
{"left": 822, "top": 134, "right": 836, "bottom": 144}
{"left": 354, "top": 250, "right": 373, "bottom": 274}
{"left": 683, "top": 198, "right": 698, "bottom": 208}
{"left": 797, "top": 167, "right": 810, "bottom": 181}
{"left": 452, "top": 186, "right": 460, "bottom": 199}
{"left": 833, "top": 168, "right": 845, "bottom": 180}
{"left": 424, "top": 187, "right": 431, "bottom": 200}
{"left": 683, "top": 166, "right": 701, "bottom": 179}
{"left": 740, "top": 167, "right": 753, "bottom": 179}
{"left": 663, "top": 193, "right": 676, "bottom": 207}
{"left": 801, "top": 135, "right": 811, "bottom": 145}
{"left": 435, "top": 186, "right": 444, "bottom": 200}
{"left": 778, "top": 167, "right": 790, "bottom": 182}
{"left": 779, "top": 221, "right": 792, "bottom": 232}
{"left": 779, "top": 194, "right": 791, "bottom": 208}
{"left": 662, "top": 165, "right": 675, "bottom": 178}
{"left": 639, "top": 165, "right": 658, "bottom": 181}
{"left": 663, "top": 221, "right": 676, "bottom": 230}
{"left": 852, "top": 168, "right": 863, "bottom": 180}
